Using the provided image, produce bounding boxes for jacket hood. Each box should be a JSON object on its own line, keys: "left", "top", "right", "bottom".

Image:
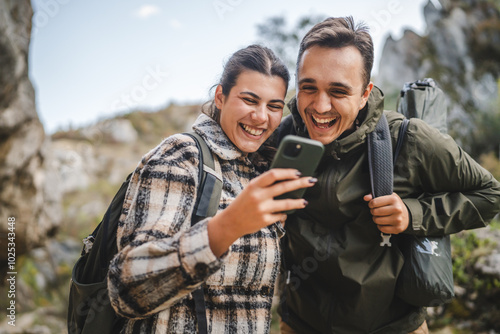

{"left": 192, "top": 113, "right": 245, "bottom": 161}
{"left": 287, "top": 86, "right": 385, "bottom": 158}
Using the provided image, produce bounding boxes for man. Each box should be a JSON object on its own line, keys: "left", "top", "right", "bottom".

{"left": 276, "top": 16, "right": 500, "bottom": 334}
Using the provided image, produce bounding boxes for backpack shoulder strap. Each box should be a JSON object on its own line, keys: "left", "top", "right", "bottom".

{"left": 184, "top": 131, "right": 223, "bottom": 221}
{"left": 393, "top": 118, "right": 410, "bottom": 164}
{"left": 183, "top": 131, "right": 223, "bottom": 334}
{"left": 367, "top": 113, "right": 394, "bottom": 198}
{"left": 367, "top": 115, "right": 410, "bottom": 198}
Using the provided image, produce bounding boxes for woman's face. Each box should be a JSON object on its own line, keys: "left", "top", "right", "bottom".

{"left": 216, "top": 70, "right": 286, "bottom": 153}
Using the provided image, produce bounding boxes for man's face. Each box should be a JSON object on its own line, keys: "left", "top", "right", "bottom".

{"left": 296, "top": 45, "right": 373, "bottom": 145}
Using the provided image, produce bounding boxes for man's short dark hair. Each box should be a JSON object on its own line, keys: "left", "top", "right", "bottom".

{"left": 296, "top": 16, "right": 374, "bottom": 90}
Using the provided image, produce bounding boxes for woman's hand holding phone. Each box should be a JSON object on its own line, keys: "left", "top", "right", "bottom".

{"left": 207, "top": 168, "right": 316, "bottom": 256}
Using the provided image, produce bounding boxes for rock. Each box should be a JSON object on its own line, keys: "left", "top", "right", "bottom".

{"left": 106, "top": 118, "right": 138, "bottom": 143}
{"left": 0, "top": 0, "right": 61, "bottom": 269}
{"left": 82, "top": 118, "right": 138, "bottom": 144}
{"left": 50, "top": 140, "right": 93, "bottom": 193}
{"left": 377, "top": 0, "right": 500, "bottom": 153}
{"left": 468, "top": 225, "right": 500, "bottom": 278}
{"left": 475, "top": 250, "right": 500, "bottom": 276}
{"left": 377, "top": 30, "right": 426, "bottom": 92}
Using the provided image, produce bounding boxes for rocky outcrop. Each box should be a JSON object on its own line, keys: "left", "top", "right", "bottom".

{"left": 377, "top": 0, "right": 500, "bottom": 151}
{"left": 0, "top": 0, "right": 61, "bottom": 268}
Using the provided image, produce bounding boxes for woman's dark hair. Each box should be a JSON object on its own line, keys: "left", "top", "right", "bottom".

{"left": 296, "top": 16, "right": 373, "bottom": 90}
{"left": 203, "top": 44, "right": 290, "bottom": 123}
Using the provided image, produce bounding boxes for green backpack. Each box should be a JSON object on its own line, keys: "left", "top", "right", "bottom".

{"left": 396, "top": 78, "right": 447, "bottom": 134}
{"left": 67, "top": 132, "right": 222, "bottom": 334}
{"left": 368, "top": 78, "right": 454, "bottom": 307}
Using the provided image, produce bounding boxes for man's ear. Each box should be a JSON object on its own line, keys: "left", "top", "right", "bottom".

{"left": 215, "top": 85, "right": 224, "bottom": 109}
{"left": 359, "top": 82, "right": 374, "bottom": 110}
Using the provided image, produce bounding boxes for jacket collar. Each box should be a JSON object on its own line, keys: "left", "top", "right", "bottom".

{"left": 287, "top": 86, "right": 385, "bottom": 158}
{"left": 191, "top": 113, "right": 245, "bottom": 161}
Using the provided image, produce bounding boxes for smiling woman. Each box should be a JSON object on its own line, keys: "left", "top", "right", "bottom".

{"left": 216, "top": 71, "right": 285, "bottom": 153}
{"left": 107, "top": 44, "right": 317, "bottom": 334}
{"left": 202, "top": 45, "right": 289, "bottom": 154}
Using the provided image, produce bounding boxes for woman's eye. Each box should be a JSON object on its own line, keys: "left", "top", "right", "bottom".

{"left": 301, "top": 86, "right": 316, "bottom": 91}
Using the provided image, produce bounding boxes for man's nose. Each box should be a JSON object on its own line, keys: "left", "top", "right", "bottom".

{"left": 313, "top": 92, "right": 332, "bottom": 113}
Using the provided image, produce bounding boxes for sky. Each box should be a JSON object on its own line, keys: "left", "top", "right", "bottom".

{"left": 29, "top": 0, "right": 431, "bottom": 133}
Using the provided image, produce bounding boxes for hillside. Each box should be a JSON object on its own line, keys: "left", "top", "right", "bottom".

{"left": 50, "top": 103, "right": 202, "bottom": 239}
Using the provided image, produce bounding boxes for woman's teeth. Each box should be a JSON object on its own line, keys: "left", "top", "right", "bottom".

{"left": 241, "top": 124, "right": 264, "bottom": 136}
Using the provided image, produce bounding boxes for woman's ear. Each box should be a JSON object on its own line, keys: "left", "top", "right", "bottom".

{"left": 215, "top": 85, "right": 224, "bottom": 110}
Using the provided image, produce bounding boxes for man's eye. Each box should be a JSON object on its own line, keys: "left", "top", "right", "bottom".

{"left": 331, "top": 90, "right": 347, "bottom": 96}
{"left": 268, "top": 104, "right": 283, "bottom": 111}
{"left": 243, "top": 98, "right": 256, "bottom": 104}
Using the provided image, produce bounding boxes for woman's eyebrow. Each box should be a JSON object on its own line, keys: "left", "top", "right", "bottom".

{"left": 240, "top": 91, "right": 261, "bottom": 100}
{"left": 240, "top": 91, "right": 284, "bottom": 105}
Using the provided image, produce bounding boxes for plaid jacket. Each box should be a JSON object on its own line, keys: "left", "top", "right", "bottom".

{"left": 108, "top": 114, "right": 284, "bottom": 333}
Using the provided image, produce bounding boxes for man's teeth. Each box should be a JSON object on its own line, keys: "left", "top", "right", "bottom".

{"left": 312, "top": 115, "right": 337, "bottom": 124}
{"left": 241, "top": 124, "right": 264, "bottom": 136}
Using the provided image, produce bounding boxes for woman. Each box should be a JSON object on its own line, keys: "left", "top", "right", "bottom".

{"left": 107, "top": 45, "right": 316, "bottom": 333}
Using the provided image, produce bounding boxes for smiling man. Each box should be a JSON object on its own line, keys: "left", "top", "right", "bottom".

{"left": 276, "top": 16, "right": 500, "bottom": 334}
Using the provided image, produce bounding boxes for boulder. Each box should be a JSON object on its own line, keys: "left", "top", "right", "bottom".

{"left": 0, "top": 0, "right": 61, "bottom": 270}
{"left": 377, "top": 0, "right": 500, "bottom": 152}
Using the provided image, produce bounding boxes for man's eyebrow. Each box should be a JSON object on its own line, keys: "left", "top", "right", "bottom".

{"left": 298, "top": 79, "right": 353, "bottom": 92}
{"left": 240, "top": 91, "right": 284, "bottom": 105}
{"left": 298, "top": 78, "right": 316, "bottom": 86}
{"left": 329, "top": 82, "right": 353, "bottom": 91}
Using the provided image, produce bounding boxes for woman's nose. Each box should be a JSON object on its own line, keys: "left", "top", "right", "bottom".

{"left": 251, "top": 105, "right": 267, "bottom": 122}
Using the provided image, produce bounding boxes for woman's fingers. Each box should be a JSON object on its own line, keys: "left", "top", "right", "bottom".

{"left": 251, "top": 168, "right": 302, "bottom": 188}
{"left": 267, "top": 175, "right": 317, "bottom": 198}
{"left": 225, "top": 169, "right": 317, "bottom": 236}
{"left": 269, "top": 198, "right": 309, "bottom": 213}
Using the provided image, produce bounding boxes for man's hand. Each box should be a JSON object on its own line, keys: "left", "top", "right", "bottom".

{"left": 363, "top": 193, "right": 409, "bottom": 234}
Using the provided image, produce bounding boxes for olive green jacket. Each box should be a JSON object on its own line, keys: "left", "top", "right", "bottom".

{"left": 277, "top": 87, "right": 500, "bottom": 334}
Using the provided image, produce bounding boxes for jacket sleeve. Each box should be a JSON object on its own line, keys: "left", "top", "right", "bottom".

{"left": 107, "top": 134, "right": 223, "bottom": 319}
{"left": 396, "top": 118, "right": 500, "bottom": 236}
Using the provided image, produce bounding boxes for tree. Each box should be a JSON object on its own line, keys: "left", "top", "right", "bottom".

{"left": 255, "top": 14, "right": 326, "bottom": 74}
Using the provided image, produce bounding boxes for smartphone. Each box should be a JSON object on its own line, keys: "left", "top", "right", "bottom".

{"left": 270, "top": 135, "right": 324, "bottom": 203}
